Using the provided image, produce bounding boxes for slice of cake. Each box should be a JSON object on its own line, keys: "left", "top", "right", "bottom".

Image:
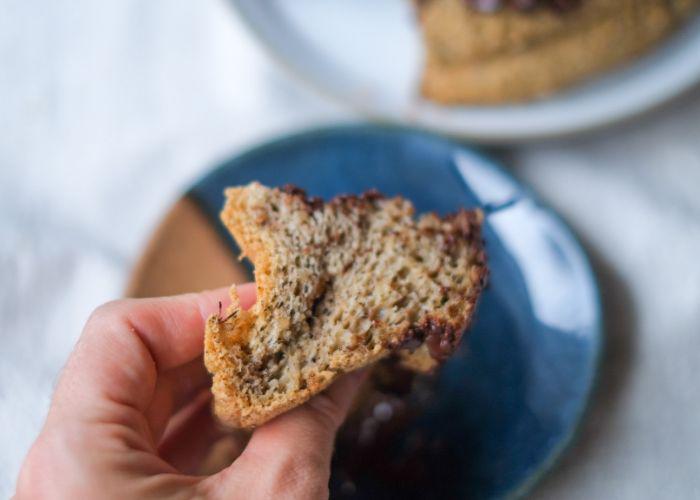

{"left": 205, "top": 183, "right": 487, "bottom": 428}
{"left": 416, "top": 0, "right": 700, "bottom": 104}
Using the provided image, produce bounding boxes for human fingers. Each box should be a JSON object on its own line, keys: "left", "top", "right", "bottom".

{"left": 144, "top": 358, "right": 211, "bottom": 442}
{"left": 157, "top": 391, "right": 248, "bottom": 474}
{"left": 201, "top": 370, "right": 367, "bottom": 499}
{"left": 50, "top": 283, "right": 256, "bottom": 426}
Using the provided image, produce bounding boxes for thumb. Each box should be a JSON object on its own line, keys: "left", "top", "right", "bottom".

{"left": 251, "top": 368, "right": 368, "bottom": 457}
{"left": 204, "top": 370, "right": 368, "bottom": 499}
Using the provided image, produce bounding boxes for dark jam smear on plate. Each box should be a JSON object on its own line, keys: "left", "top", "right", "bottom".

{"left": 417, "top": 0, "right": 582, "bottom": 13}
{"left": 331, "top": 360, "right": 462, "bottom": 499}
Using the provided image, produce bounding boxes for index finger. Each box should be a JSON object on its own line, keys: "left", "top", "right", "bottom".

{"left": 52, "top": 284, "right": 256, "bottom": 419}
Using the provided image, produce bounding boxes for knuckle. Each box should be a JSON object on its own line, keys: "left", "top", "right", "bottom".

{"left": 86, "top": 300, "right": 123, "bottom": 326}
{"left": 85, "top": 299, "right": 140, "bottom": 334}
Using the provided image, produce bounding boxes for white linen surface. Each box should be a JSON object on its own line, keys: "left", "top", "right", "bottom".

{"left": 1, "top": 1, "right": 699, "bottom": 498}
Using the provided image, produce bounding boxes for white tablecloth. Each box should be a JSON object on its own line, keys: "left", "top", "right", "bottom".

{"left": 2, "top": 1, "right": 699, "bottom": 498}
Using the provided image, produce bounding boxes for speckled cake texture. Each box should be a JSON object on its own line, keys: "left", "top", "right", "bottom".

{"left": 204, "top": 183, "right": 487, "bottom": 428}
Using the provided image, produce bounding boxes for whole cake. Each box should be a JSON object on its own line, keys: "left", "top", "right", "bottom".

{"left": 417, "top": 0, "right": 700, "bottom": 104}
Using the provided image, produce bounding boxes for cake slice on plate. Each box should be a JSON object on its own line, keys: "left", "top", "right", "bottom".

{"left": 416, "top": 0, "right": 700, "bottom": 103}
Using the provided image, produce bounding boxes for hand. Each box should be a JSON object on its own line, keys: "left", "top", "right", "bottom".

{"left": 16, "top": 284, "right": 366, "bottom": 499}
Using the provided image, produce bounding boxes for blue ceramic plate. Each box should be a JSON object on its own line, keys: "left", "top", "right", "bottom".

{"left": 188, "top": 125, "right": 602, "bottom": 499}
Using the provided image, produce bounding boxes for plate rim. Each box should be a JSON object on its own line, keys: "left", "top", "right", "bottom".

{"left": 188, "top": 123, "right": 604, "bottom": 497}
{"left": 225, "top": 0, "right": 700, "bottom": 143}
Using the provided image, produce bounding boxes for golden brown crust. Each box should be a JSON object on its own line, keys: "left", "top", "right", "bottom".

{"left": 207, "top": 316, "right": 337, "bottom": 427}
{"left": 417, "top": 0, "right": 700, "bottom": 104}
{"left": 204, "top": 183, "right": 487, "bottom": 428}
{"left": 389, "top": 210, "right": 487, "bottom": 360}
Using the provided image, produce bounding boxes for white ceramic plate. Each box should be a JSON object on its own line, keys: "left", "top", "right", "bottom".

{"left": 229, "top": 0, "right": 700, "bottom": 142}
